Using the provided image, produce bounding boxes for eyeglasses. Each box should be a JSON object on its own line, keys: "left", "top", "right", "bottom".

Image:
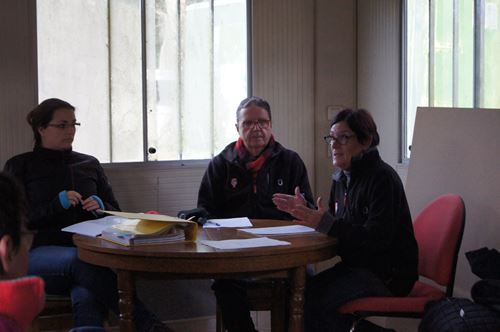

{"left": 323, "top": 134, "right": 356, "bottom": 146}
{"left": 240, "top": 119, "right": 271, "bottom": 129}
{"left": 46, "top": 122, "right": 81, "bottom": 130}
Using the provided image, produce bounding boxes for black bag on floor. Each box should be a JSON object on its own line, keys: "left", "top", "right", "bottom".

{"left": 419, "top": 297, "right": 500, "bottom": 332}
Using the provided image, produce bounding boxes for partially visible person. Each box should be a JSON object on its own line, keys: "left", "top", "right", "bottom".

{"left": 0, "top": 172, "right": 45, "bottom": 332}
{"left": 273, "top": 108, "right": 418, "bottom": 332}
{"left": 197, "top": 96, "right": 313, "bottom": 332}
{"left": 4, "top": 98, "right": 169, "bottom": 331}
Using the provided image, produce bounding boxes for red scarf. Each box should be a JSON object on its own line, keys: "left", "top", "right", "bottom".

{"left": 235, "top": 136, "right": 275, "bottom": 193}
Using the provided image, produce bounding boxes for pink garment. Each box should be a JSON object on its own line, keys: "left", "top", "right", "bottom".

{"left": 0, "top": 276, "right": 45, "bottom": 331}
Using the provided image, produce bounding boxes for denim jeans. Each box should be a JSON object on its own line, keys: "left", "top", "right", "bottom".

{"left": 304, "top": 263, "right": 393, "bottom": 332}
{"left": 29, "top": 246, "right": 161, "bottom": 331}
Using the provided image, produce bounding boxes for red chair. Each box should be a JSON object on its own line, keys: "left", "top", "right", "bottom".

{"left": 338, "top": 194, "right": 466, "bottom": 330}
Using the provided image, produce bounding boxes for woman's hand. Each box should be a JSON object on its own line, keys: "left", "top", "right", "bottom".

{"left": 273, "top": 186, "right": 327, "bottom": 228}
{"left": 66, "top": 190, "right": 82, "bottom": 207}
{"left": 81, "top": 196, "right": 101, "bottom": 212}
{"left": 272, "top": 186, "right": 306, "bottom": 214}
{"left": 290, "top": 197, "right": 326, "bottom": 228}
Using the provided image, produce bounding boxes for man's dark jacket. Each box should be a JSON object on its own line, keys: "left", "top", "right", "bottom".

{"left": 198, "top": 141, "right": 313, "bottom": 220}
{"left": 4, "top": 147, "right": 120, "bottom": 247}
{"left": 317, "top": 148, "right": 418, "bottom": 296}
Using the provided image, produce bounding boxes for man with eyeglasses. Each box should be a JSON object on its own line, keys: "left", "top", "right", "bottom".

{"left": 197, "top": 96, "right": 313, "bottom": 332}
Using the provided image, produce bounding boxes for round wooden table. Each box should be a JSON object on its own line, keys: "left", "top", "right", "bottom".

{"left": 73, "top": 219, "right": 336, "bottom": 331}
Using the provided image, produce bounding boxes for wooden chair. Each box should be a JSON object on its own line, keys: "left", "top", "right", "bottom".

{"left": 216, "top": 279, "right": 288, "bottom": 332}
{"left": 31, "top": 295, "right": 118, "bottom": 332}
{"left": 338, "top": 194, "right": 466, "bottom": 330}
{"left": 31, "top": 295, "right": 73, "bottom": 332}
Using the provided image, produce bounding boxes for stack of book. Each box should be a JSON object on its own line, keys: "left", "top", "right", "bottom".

{"left": 101, "top": 218, "right": 185, "bottom": 246}
{"left": 62, "top": 210, "right": 198, "bottom": 246}
{"left": 99, "top": 211, "right": 198, "bottom": 246}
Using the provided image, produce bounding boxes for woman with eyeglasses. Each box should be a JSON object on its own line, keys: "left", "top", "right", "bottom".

{"left": 3, "top": 98, "right": 169, "bottom": 331}
{"left": 273, "top": 108, "right": 418, "bottom": 332}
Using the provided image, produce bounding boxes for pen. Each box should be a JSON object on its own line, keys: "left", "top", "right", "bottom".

{"left": 206, "top": 220, "right": 221, "bottom": 226}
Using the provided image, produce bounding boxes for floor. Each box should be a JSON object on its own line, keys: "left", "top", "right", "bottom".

{"left": 36, "top": 312, "right": 420, "bottom": 332}
{"left": 36, "top": 312, "right": 271, "bottom": 332}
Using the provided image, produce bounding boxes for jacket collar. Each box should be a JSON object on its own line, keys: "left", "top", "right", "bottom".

{"left": 332, "top": 147, "right": 381, "bottom": 181}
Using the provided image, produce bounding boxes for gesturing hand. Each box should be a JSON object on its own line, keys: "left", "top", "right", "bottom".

{"left": 273, "top": 186, "right": 327, "bottom": 228}
{"left": 272, "top": 186, "right": 306, "bottom": 214}
{"left": 289, "top": 197, "right": 326, "bottom": 228}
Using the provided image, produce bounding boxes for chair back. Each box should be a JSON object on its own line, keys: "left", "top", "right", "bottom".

{"left": 414, "top": 194, "right": 465, "bottom": 296}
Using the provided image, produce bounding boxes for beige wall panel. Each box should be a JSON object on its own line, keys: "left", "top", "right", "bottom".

{"left": 357, "top": 0, "right": 401, "bottom": 167}
{"left": 314, "top": 0, "right": 357, "bottom": 201}
{"left": 0, "top": 1, "right": 38, "bottom": 167}
{"left": 103, "top": 164, "right": 206, "bottom": 215}
{"left": 252, "top": 0, "right": 316, "bottom": 191}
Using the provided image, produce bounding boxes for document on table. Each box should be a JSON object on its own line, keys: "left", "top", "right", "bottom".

{"left": 203, "top": 217, "right": 253, "bottom": 228}
{"left": 61, "top": 216, "right": 126, "bottom": 237}
{"left": 200, "top": 237, "right": 290, "bottom": 249}
{"left": 238, "top": 225, "right": 316, "bottom": 235}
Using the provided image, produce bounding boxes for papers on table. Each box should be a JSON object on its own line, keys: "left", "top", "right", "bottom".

{"left": 61, "top": 216, "right": 126, "bottom": 237}
{"left": 238, "top": 225, "right": 316, "bottom": 235}
{"left": 200, "top": 237, "right": 290, "bottom": 250}
{"left": 203, "top": 217, "right": 253, "bottom": 228}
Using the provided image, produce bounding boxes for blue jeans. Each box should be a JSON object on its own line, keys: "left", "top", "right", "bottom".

{"left": 29, "top": 246, "right": 161, "bottom": 331}
{"left": 304, "top": 263, "right": 393, "bottom": 332}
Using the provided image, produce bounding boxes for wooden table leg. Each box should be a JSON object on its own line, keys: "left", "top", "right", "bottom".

{"left": 117, "top": 269, "right": 135, "bottom": 332}
{"left": 289, "top": 266, "right": 306, "bottom": 332}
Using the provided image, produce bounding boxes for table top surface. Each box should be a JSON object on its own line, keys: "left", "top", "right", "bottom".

{"left": 73, "top": 219, "right": 337, "bottom": 275}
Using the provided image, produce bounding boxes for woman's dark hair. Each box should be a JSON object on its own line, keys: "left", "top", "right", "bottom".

{"left": 236, "top": 96, "right": 272, "bottom": 122}
{"left": 27, "top": 98, "right": 75, "bottom": 148}
{"left": 0, "top": 172, "right": 28, "bottom": 259}
{"left": 331, "top": 108, "right": 380, "bottom": 148}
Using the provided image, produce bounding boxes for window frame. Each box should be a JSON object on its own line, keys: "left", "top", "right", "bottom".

{"left": 402, "top": 0, "right": 491, "bottom": 162}
{"left": 135, "top": 0, "right": 253, "bottom": 165}
{"left": 36, "top": 0, "right": 252, "bottom": 165}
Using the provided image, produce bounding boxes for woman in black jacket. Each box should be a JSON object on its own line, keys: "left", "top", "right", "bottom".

{"left": 273, "top": 109, "right": 418, "bottom": 332}
{"left": 4, "top": 98, "right": 167, "bottom": 331}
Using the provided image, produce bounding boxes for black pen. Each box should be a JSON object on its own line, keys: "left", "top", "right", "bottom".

{"left": 205, "top": 220, "right": 221, "bottom": 226}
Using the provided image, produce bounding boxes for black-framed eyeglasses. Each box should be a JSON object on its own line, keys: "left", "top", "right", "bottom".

{"left": 323, "top": 134, "right": 356, "bottom": 146}
{"left": 240, "top": 119, "right": 271, "bottom": 129}
{"left": 46, "top": 122, "right": 81, "bottom": 130}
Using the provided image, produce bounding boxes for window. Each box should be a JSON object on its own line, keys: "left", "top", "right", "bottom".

{"left": 37, "top": 0, "right": 249, "bottom": 163}
{"left": 404, "top": 0, "right": 500, "bottom": 159}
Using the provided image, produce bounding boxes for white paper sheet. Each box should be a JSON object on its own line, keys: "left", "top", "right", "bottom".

{"left": 200, "top": 237, "right": 290, "bottom": 249}
{"left": 238, "top": 225, "right": 316, "bottom": 235}
{"left": 61, "top": 216, "right": 126, "bottom": 237}
{"left": 203, "top": 217, "right": 253, "bottom": 228}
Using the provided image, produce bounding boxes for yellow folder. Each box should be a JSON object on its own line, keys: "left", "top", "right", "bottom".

{"left": 101, "top": 210, "right": 198, "bottom": 241}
